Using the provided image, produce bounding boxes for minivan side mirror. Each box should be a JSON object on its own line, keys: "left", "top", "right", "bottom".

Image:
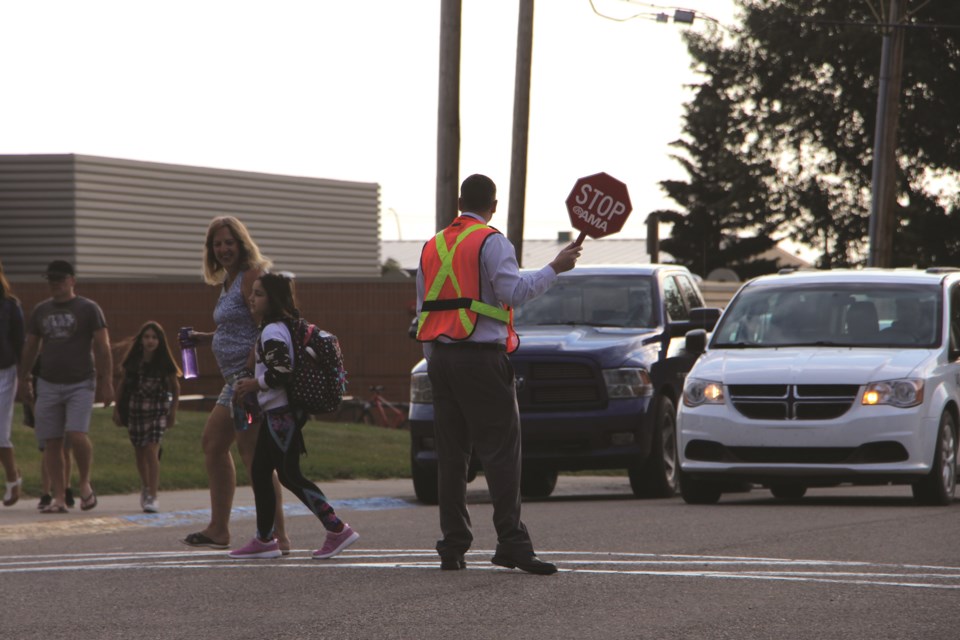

{"left": 685, "top": 329, "right": 707, "bottom": 354}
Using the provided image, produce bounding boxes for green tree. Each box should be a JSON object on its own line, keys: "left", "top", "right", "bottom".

{"left": 655, "top": 41, "right": 781, "bottom": 279}
{"left": 659, "top": 0, "right": 960, "bottom": 269}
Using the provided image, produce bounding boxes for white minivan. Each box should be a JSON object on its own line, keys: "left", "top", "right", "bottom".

{"left": 677, "top": 268, "right": 959, "bottom": 505}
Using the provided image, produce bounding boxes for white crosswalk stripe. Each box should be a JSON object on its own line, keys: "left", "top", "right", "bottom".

{"left": 2, "top": 549, "right": 958, "bottom": 590}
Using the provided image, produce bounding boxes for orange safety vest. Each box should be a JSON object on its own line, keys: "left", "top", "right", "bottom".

{"left": 417, "top": 215, "right": 519, "bottom": 352}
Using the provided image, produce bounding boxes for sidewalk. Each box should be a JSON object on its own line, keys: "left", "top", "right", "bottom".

{"left": 0, "top": 475, "right": 633, "bottom": 542}
{"left": 0, "top": 478, "right": 419, "bottom": 540}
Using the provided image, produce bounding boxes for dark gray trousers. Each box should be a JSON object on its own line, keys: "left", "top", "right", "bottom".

{"left": 426, "top": 343, "right": 533, "bottom": 559}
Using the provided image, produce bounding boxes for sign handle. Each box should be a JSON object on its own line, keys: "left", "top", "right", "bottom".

{"left": 574, "top": 231, "right": 588, "bottom": 247}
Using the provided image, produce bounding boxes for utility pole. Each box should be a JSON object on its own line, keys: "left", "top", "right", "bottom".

{"left": 867, "top": 0, "right": 906, "bottom": 267}
{"left": 436, "top": 0, "right": 462, "bottom": 231}
{"left": 506, "top": 0, "right": 534, "bottom": 267}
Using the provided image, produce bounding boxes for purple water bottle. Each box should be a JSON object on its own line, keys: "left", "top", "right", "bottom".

{"left": 179, "top": 327, "right": 199, "bottom": 380}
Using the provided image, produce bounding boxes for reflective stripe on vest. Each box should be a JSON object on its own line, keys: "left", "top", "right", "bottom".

{"left": 417, "top": 217, "right": 512, "bottom": 344}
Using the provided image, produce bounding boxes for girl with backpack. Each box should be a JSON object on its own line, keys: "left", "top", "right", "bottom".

{"left": 112, "top": 321, "right": 181, "bottom": 513}
{"left": 229, "top": 272, "right": 359, "bottom": 559}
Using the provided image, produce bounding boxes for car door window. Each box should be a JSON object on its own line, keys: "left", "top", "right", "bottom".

{"left": 663, "top": 276, "right": 688, "bottom": 321}
{"left": 950, "top": 286, "right": 960, "bottom": 359}
{"left": 677, "top": 275, "right": 703, "bottom": 310}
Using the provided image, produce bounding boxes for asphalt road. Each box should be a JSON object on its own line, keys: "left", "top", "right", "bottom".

{"left": 2, "top": 476, "right": 958, "bottom": 640}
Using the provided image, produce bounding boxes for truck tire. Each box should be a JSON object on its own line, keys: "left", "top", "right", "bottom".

{"left": 629, "top": 396, "right": 679, "bottom": 499}
{"left": 769, "top": 483, "right": 807, "bottom": 501}
{"left": 912, "top": 411, "right": 957, "bottom": 506}
{"left": 411, "top": 448, "right": 439, "bottom": 505}
{"left": 520, "top": 469, "right": 558, "bottom": 498}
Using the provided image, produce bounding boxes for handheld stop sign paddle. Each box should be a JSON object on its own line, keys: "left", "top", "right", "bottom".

{"left": 565, "top": 172, "right": 633, "bottom": 246}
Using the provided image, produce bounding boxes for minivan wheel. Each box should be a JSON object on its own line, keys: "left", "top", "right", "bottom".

{"left": 520, "top": 469, "right": 558, "bottom": 499}
{"left": 912, "top": 411, "right": 957, "bottom": 506}
{"left": 679, "top": 471, "right": 721, "bottom": 505}
{"left": 630, "top": 396, "right": 679, "bottom": 499}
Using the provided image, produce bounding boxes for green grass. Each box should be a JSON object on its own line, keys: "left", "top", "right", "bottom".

{"left": 7, "top": 405, "right": 411, "bottom": 498}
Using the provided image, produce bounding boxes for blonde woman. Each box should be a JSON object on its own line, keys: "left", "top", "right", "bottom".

{"left": 0, "top": 259, "right": 24, "bottom": 506}
{"left": 181, "top": 217, "right": 289, "bottom": 552}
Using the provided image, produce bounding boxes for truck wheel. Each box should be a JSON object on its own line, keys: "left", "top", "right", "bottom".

{"left": 912, "top": 411, "right": 957, "bottom": 506}
{"left": 520, "top": 469, "right": 558, "bottom": 498}
{"left": 629, "top": 396, "right": 679, "bottom": 498}
{"left": 411, "top": 448, "right": 439, "bottom": 505}
{"left": 679, "top": 471, "right": 721, "bottom": 504}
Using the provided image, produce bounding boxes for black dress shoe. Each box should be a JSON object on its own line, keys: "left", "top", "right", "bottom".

{"left": 440, "top": 555, "right": 466, "bottom": 571}
{"left": 491, "top": 552, "right": 557, "bottom": 575}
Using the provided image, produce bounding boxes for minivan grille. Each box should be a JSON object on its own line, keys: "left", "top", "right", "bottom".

{"left": 728, "top": 384, "right": 860, "bottom": 421}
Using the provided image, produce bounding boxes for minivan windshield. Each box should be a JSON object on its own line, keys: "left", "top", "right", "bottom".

{"left": 712, "top": 283, "right": 942, "bottom": 348}
{"left": 514, "top": 275, "right": 656, "bottom": 329}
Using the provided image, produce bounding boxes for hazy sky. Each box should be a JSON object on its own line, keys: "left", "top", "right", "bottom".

{"left": 1, "top": 0, "right": 738, "bottom": 243}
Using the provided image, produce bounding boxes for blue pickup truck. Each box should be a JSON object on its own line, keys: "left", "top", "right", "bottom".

{"left": 408, "top": 264, "right": 720, "bottom": 503}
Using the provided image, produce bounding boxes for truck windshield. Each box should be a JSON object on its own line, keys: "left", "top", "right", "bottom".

{"left": 712, "top": 283, "right": 942, "bottom": 348}
{"left": 514, "top": 275, "right": 656, "bottom": 329}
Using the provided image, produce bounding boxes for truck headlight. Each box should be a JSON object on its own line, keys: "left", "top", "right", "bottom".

{"left": 862, "top": 379, "right": 923, "bottom": 408}
{"left": 683, "top": 378, "right": 724, "bottom": 407}
{"left": 410, "top": 372, "right": 433, "bottom": 404}
{"left": 602, "top": 368, "right": 653, "bottom": 399}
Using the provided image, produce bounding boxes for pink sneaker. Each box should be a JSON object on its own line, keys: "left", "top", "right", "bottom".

{"left": 229, "top": 536, "right": 282, "bottom": 559}
{"left": 312, "top": 524, "right": 359, "bottom": 559}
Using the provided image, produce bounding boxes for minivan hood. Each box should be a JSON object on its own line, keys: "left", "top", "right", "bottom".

{"left": 693, "top": 347, "right": 933, "bottom": 384}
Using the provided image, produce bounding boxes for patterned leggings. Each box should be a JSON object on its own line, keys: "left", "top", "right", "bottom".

{"left": 251, "top": 406, "right": 342, "bottom": 539}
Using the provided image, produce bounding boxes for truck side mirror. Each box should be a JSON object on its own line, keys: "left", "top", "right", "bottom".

{"left": 689, "top": 307, "right": 722, "bottom": 332}
{"left": 685, "top": 329, "right": 707, "bottom": 354}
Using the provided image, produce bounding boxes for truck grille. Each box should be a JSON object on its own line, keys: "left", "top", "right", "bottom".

{"left": 514, "top": 358, "right": 604, "bottom": 411}
{"left": 728, "top": 384, "right": 860, "bottom": 421}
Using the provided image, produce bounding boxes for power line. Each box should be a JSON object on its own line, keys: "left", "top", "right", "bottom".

{"left": 587, "top": 0, "right": 724, "bottom": 27}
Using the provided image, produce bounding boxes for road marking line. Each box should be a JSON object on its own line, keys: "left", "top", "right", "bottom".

{"left": 2, "top": 549, "right": 958, "bottom": 590}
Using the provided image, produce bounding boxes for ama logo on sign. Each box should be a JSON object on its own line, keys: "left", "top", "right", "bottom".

{"left": 565, "top": 172, "right": 633, "bottom": 241}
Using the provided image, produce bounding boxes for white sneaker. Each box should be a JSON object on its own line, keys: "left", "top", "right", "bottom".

{"left": 143, "top": 496, "right": 159, "bottom": 513}
{"left": 139, "top": 487, "right": 147, "bottom": 510}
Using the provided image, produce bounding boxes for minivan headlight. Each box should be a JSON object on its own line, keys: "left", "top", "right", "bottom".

{"left": 683, "top": 378, "right": 724, "bottom": 407}
{"left": 602, "top": 368, "right": 653, "bottom": 398}
{"left": 410, "top": 372, "right": 433, "bottom": 404}
{"left": 862, "top": 379, "right": 923, "bottom": 408}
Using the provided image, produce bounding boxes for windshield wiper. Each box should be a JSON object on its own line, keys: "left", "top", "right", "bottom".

{"left": 770, "top": 341, "right": 854, "bottom": 347}
{"left": 544, "top": 321, "right": 620, "bottom": 327}
{"left": 713, "top": 342, "right": 763, "bottom": 349}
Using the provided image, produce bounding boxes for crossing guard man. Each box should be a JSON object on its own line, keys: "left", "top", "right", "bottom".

{"left": 416, "top": 174, "right": 581, "bottom": 575}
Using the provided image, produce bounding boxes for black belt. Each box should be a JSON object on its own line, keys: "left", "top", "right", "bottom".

{"left": 434, "top": 341, "right": 505, "bottom": 352}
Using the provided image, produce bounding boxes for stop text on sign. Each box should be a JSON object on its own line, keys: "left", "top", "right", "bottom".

{"left": 571, "top": 184, "right": 628, "bottom": 232}
{"left": 566, "top": 172, "right": 633, "bottom": 241}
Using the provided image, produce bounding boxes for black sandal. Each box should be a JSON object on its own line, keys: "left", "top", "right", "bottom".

{"left": 182, "top": 532, "right": 229, "bottom": 549}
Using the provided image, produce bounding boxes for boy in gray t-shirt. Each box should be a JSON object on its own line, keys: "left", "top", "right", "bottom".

{"left": 19, "top": 260, "right": 114, "bottom": 514}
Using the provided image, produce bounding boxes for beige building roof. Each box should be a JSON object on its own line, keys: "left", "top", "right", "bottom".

{"left": 382, "top": 237, "right": 810, "bottom": 278}
{"left": 1, "top": 154, "right": 382, "bottom": 281}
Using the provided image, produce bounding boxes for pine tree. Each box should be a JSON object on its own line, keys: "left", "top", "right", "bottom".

{"left": 658, "top": 0, "right": 960, "bottom": 269}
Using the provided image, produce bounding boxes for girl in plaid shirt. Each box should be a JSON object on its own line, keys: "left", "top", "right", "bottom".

{"left": 113, "top": 321, "right": 181, "bottom": 513}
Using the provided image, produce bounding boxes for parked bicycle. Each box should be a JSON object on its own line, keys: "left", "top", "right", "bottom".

{"left": 336, "top": 385, "right": 409, "bottom": 429}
